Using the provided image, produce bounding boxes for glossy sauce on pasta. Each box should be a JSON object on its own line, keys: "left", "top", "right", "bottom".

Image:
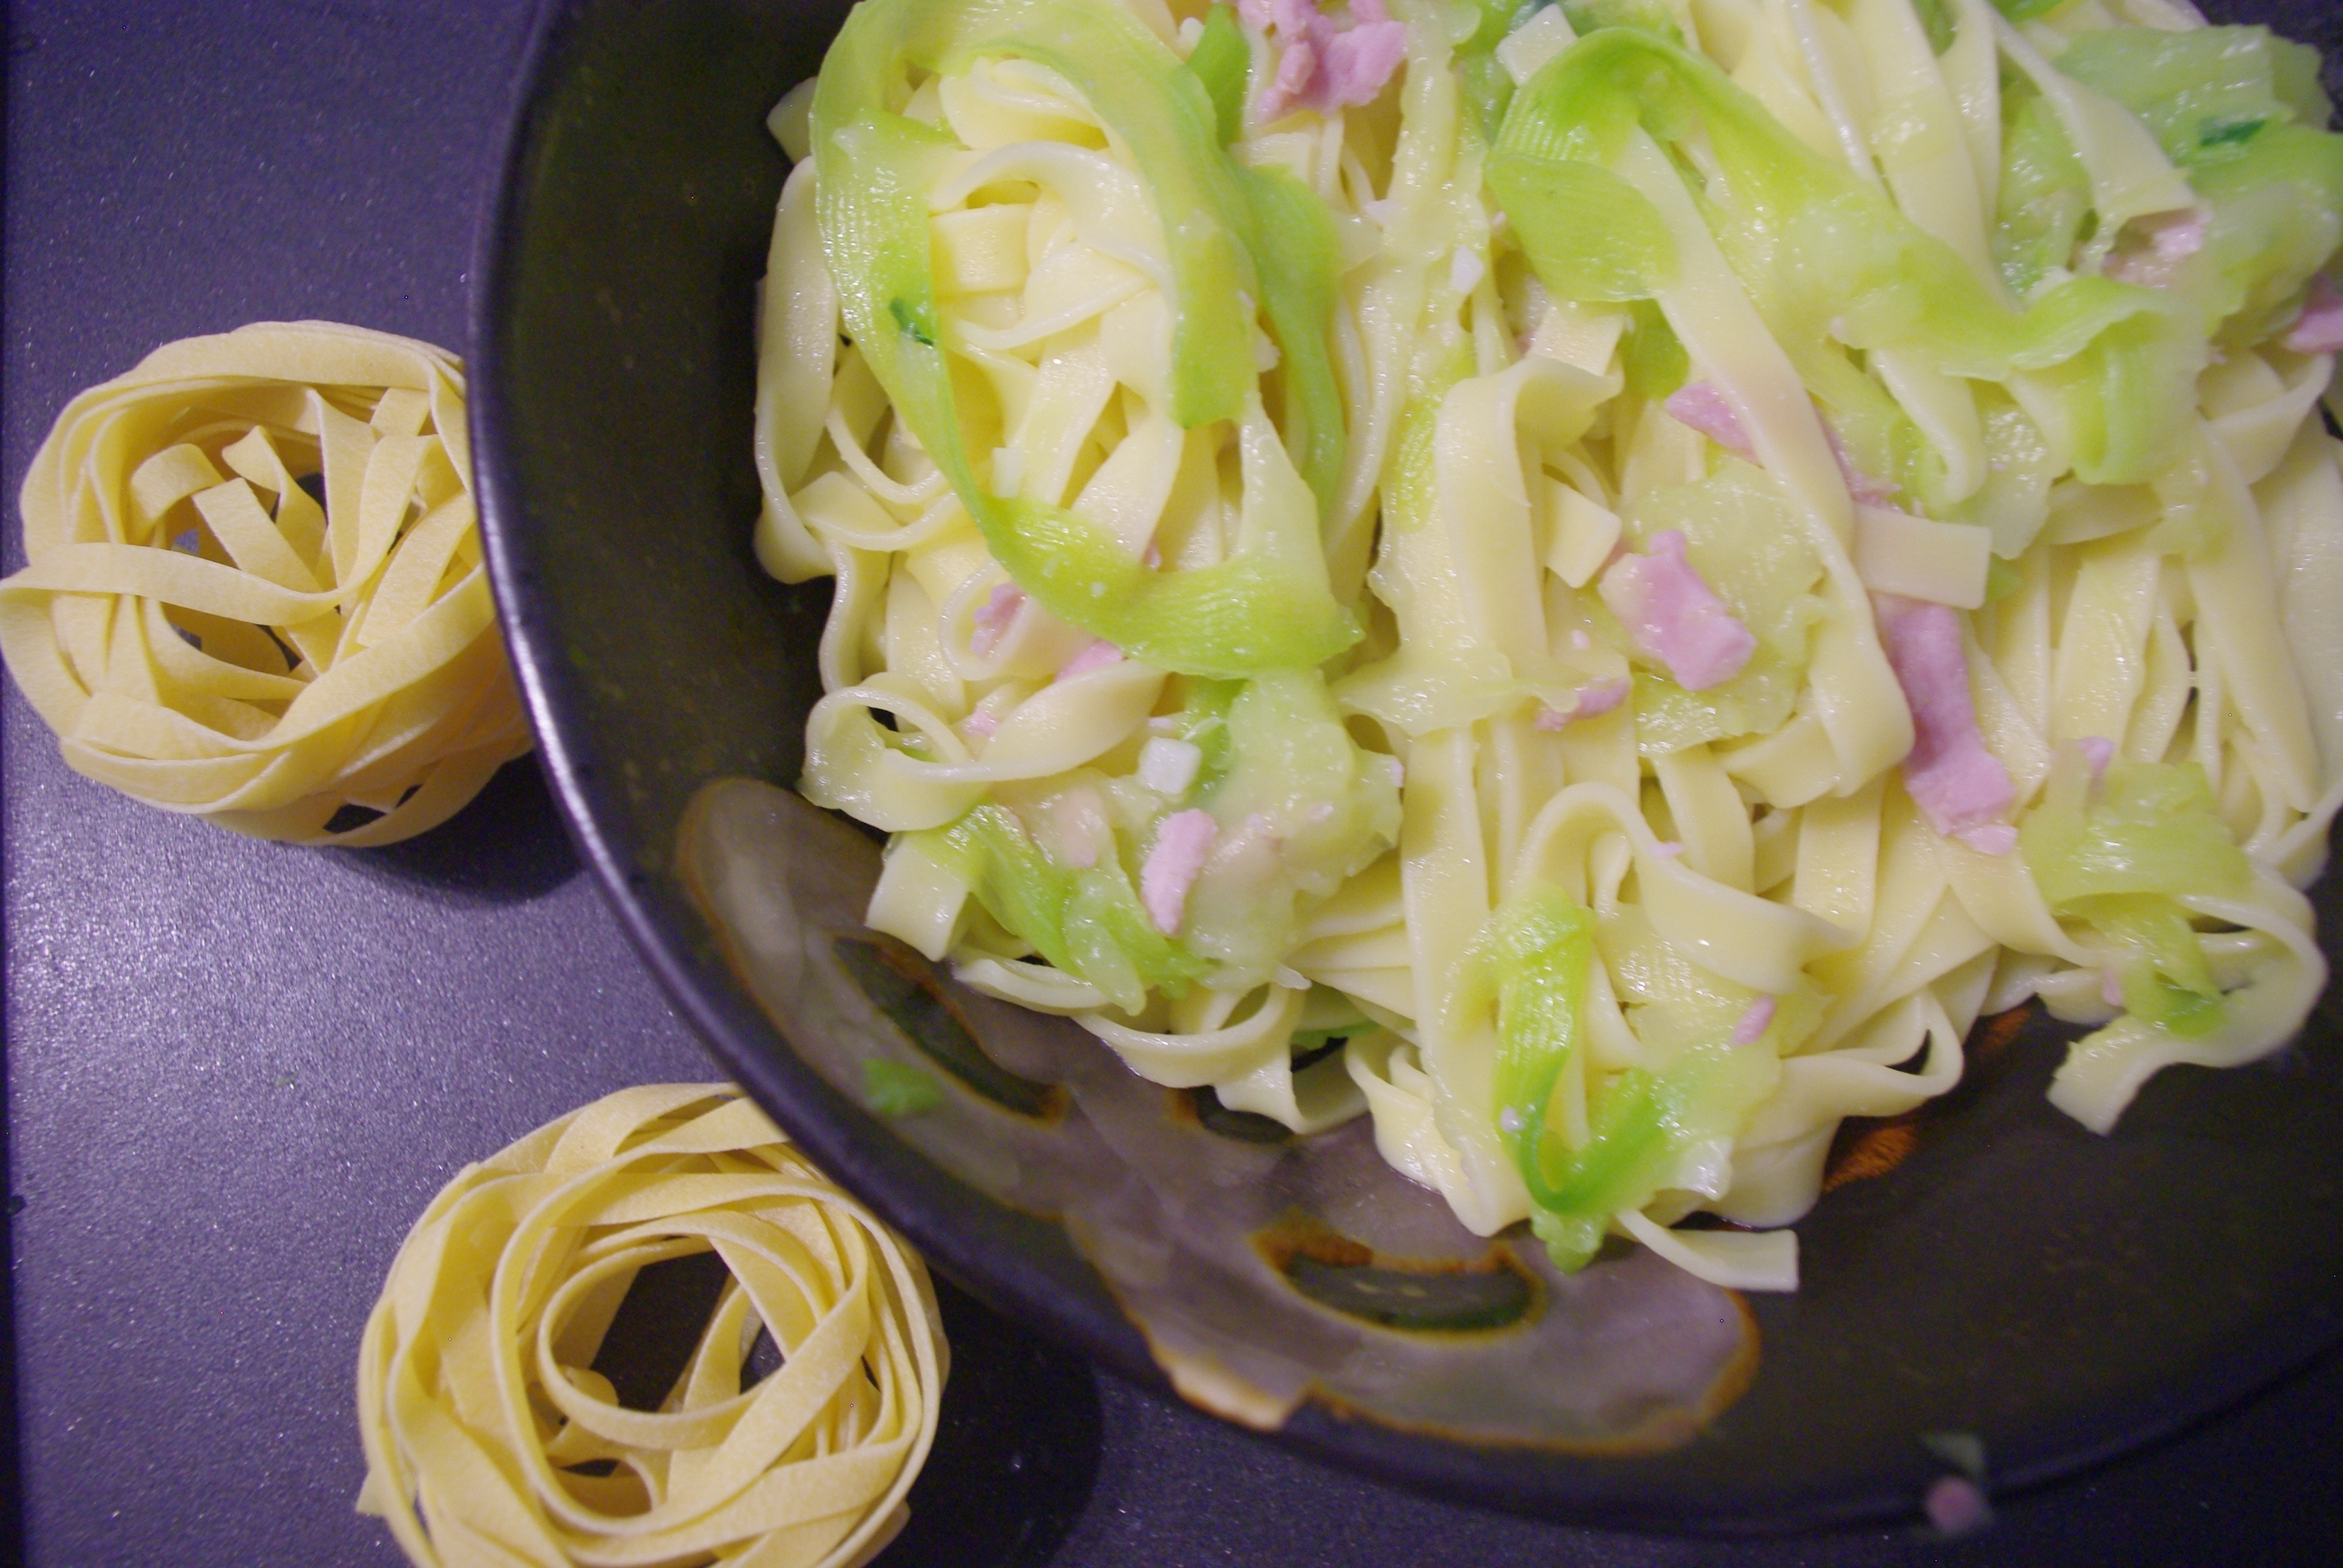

{"left": 754, "top": 0, "right": 2343, "bottom": 1291}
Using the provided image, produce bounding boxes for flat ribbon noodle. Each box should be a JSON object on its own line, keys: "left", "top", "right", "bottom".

{"left": 355, "top": 1085, "right": 947, "bottom": 1568}
{"left": 753, "top": 0, "right": 2343, "bottom": 1305}
{"left": 0, "top": 321, "right": 530, "bottom": 843}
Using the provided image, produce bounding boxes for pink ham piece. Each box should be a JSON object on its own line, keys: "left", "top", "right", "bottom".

{"left": 1056, "top": 638, "right": 1124, "bottom": 680}
{"left": 1241, "top": 0, "right": 1406, "bottom": 124}
{"left": 2078, "top": 735, "right": 2115, "bottom": 789}
{"left": 1873, "top": 593, "right": 2017, "bottom": 845}
{"left": 1730, "top": 995, "right": 1776, "bottom": 1046}
{"left": 965, "top": 710, "right": 1000, "bottom": 738}
{"left": 1663, "top": 382, "right": 1754, "bottom": 458}
{"left": 970, "top": 583, "right": 1024, "bottom": 659}
{"left": 1262, "top": 35, "right": 1319, "bottom": 122}
{"left": 1924, "top": 1476, "right": 1993, "bottom": 1540}
{"left": 2286, "top": 274, "right": 2343, "bottom": 354}
{"left": 1532, "top": 678, "right": 1630, "bottom": 730}
{"left": 2103, "top": 207, "right": 2207, "bottom": 290}
{"left": 1142, "top": 809, "right": 1219, "bottom": 935}
{"left": 1598, "top": 531, "right": 1757, "bottom": 691}
{"left": 1573, "top": 678, "right": 1630, "bottom": 719}
{"left": 1956, "top": 823, "right": 2018, "bottom": 857}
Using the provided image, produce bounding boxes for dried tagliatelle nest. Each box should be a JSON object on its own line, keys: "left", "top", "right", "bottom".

{"left": 0, "top": 321, "right": 529, "bottom": 844}
{"left": 356, "top": 1085, "right": 948, "bottom": 1568}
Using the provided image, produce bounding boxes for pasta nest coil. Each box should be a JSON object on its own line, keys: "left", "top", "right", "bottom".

{"left": 0, "top": 321, "right": 530, "bottom": 844}
{"left": 356, "top": 1085, "right": 948, "bottom": 1568}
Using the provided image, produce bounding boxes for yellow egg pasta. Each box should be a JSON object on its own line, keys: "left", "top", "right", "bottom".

{"left": 0, "top": 321, "right": 529, "bottom": 844}
{"left": 759, "top": 0, "right": 2343, "bottom": 1295}
{"left": 355, "top": 1085, "right": 947, "bottom": 1568}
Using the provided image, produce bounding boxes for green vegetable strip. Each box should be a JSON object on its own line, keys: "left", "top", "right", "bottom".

{"left": 1490, "top": 28, "right": 2201, "bottom": 485}
{"left": 1455, "top": 885, "right": 1774, "bottom": 1274}
{"left": 2089, "top": 895, "right": 2224, "bottom": 1039}
{"left": 2054, "top": 25, "right": 2343, "bottom": 348}
{"left": 1910, "top": 0, "right": 1956, "bottom": 56}
{"left": 815, "top": 0, "right": 1251, "bottom": 426}
{"left": 2022, "top": 750, "right": 2253, "bottom": 1041}
{"left": 2022, "top": 752, "right": 2253, "bottom": 907}
{"left": 1488, "top": 158, "right": 1674, "bottom": 303}
{"left": 916, "top": 803, "right": 1210, "bottom": 1012}
{"left": 1170, "top": 676, "right": 1242, "bottom": 796}
{"left": 1993, "top": 89, "right": 2092, "bottom": 301}
{"left": 1457, "top": 0, "right": 1547, "bottom": 140}
{"left": 1457, "top": 885, "right": 1598, "bottom": 1226}
{"left": 1559, "top": 1, "right": 1682, "bottom": 48}
{"left": 2058, "top": 22, "right": 2333, "bottom": 162}
{"left": 1228, "top": 163, "right": 1349, "bottom": 514}
{"left": 811, "top": 0, "right": 1357, "bottom": 677}
{"left": 863, "top": 1059, "right": 945, "bottom": 1117}
{"left": 1178, "top": 4, "right": 1346, "bottom": 513}
{"left": 1182, "top": 2, "right": 1250, "bottom": 149}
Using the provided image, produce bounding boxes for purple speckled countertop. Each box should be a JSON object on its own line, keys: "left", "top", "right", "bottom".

{"left": 4, "top": 3, "right": 2339, "bottom": 1564}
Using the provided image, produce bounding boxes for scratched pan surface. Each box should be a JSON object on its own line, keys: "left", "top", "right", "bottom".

{"left": 470, "top": 0, "right": 2343, "bottom": 1529}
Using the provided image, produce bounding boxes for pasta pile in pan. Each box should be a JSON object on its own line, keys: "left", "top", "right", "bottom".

{"left": 758, "top": 0, "right": 2343, "bottom": 1289}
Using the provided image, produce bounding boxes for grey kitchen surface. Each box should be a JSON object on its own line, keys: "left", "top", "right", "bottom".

{"left": 4, "top": 2, "right": 2340, "bottom": 1565}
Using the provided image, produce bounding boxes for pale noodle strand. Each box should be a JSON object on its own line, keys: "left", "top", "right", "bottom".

{"left": 355, "top": 1086, "right": 946, "bottom": 1568}
{"left": 759, "top": 0, "right": 2343, "bottom": 1294}
{"left": 0, "top": 322, "right": 530, "bottom": 844}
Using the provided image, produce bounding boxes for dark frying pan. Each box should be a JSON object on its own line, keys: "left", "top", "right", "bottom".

{"left": 469, "top": 0, "right": 2343, "bottom": 1529}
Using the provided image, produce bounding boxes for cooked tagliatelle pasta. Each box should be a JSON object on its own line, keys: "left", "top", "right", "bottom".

{"left": 757, "top": 0, "right": 2343, "bottom": 1291}
{"left": 0, "top": 321, "right": 529, "bottom": 844}
{"left": 355, "top": 1085, "right": 946, "bottom": 1568}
